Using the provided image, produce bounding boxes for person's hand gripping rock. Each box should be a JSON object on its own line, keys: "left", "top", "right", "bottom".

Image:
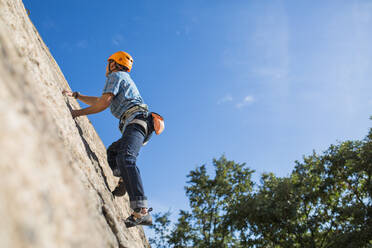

{"left": 62, "top": 90, "right": 79, "bottom": 118}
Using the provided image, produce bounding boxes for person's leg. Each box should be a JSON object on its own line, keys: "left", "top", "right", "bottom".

{"left": 107, "top": 139, "right": 122, "bottom": 177}
{"left": 116, "top": 124, "right": 148, "bottom": 210}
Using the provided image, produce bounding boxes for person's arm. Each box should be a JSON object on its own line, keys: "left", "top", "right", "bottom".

{"left": 76, "top": 93, "right": 100, "bottom": 106}
{"left": 71, "top": 93, "right": 114, "bottom": 118}
{"left": 64, "top": 73, "right": 119, "bottom": 118}
{"left": 62, "top": 90, "right": 100, "bottom": 106}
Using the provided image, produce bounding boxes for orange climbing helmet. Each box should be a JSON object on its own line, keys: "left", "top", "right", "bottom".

{"left": 108, "top": 51, "right": 134, "bottom": 72}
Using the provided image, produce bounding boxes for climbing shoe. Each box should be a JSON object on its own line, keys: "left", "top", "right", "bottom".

{"left": 125, "top": 208, "right": 153, "bottom": 228}
{"left": 112, "top": 178, "right": 126, "bottom": 197}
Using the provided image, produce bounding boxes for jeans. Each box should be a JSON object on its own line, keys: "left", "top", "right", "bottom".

{"left": 107, "top": 123, "right": 148, "bottom": 209}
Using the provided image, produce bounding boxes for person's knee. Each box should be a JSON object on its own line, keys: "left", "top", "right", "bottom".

{"left": 107, "top": 147, "right": 115, "bottom": 161}
{"left": 107, "top": 140, "right": 122, "bottom": 172}
{"left": 107, "top": 140, "right": 121, "bottom": 154}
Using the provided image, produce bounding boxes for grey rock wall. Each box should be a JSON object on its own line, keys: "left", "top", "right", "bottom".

{"left": 0, "top": 0, "right": 149, "bottom": 247}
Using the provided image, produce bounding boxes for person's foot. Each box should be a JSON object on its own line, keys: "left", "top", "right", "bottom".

{"left": 125, "top": 208, "right": 153, "bottom": 228}
{"left": 112, "top": 178, "right": 126, "bottom": 197}
{"left": 112, "top": 167, "right": 121, "bottom": 177}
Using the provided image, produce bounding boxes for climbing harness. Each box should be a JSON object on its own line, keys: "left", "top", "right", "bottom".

{"left": 120, "top": 104, "right": 148, "bottom": 124}
{"left": 119, "top": 104, "right": 165, "bottom": 145}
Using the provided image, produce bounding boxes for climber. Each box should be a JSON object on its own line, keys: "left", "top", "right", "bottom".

{"left": 62, "top": 51, "right": 164, "bottom": 228}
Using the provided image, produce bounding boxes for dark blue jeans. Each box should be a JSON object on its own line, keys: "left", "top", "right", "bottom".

{"left": 107, "top": 124, "right": 148, "bottom": 209}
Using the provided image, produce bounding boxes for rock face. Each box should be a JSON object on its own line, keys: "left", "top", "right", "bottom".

{"left": 0, "top": 0, "right": 150, "bottom": 247}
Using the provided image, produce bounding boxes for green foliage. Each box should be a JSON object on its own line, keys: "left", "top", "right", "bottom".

{"left": 150, "top": 128, "right": 372, "bottom": 248}
{"left": 173, "top": 156, "right": 255, "bottom": 247}
{"left": 150, "top": 156, "right": 254, "bottom": 248}
{"left": 168, "top": 210, "right": 194, "bottom": 247}
{"left": 233, "top": 129, "right": 372, "bottom": 247}
{"left": 148, "top": 211, "right": 172, "bottom": 248}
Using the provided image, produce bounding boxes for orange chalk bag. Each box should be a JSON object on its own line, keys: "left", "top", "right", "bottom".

{"left": 151, "top": 112, "right": 165, "bottom": 135}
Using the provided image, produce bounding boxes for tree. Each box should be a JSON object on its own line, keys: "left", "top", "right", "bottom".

{"left": 168, "top": 210, "right": 195, "bottom": 247}
{"left": 154, "top": 156, "right": 255, "bottom": 248}
{"left": 151, "top": 126, "right": 372, "bottom": 248}
{"left": 233, "top": 129, "right": 372, "bottom": 247}
{"left": 148, "top": 211, "right": 172, "bottom": 248}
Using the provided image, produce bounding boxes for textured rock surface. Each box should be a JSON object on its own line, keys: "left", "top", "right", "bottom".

{"left": 0, "top": 0, "right": 150, "bottom": 247}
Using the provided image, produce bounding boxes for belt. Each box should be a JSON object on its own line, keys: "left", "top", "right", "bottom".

{"left": 120, "top": 104, "right": 148, "bottom": 122}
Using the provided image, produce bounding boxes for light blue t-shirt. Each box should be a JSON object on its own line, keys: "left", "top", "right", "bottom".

{"left": 102, "top": 71, "right": 145, "bottom": 119}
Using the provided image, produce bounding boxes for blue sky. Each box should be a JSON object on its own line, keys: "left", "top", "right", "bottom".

{"left": 24, "top": 0, "right": 372, "bottom": 226}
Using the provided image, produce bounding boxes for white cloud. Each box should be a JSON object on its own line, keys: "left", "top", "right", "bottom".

{"left": 236, "top": 95, "right": 255, "bottom": 108}
{"left": 76, "top": 40, "right": 88, "bottom": 49}
{"left": 302, "top": 1, "right": 372, "bottom": 116}
{"left": 42, "top": 19, "right": 55, "bottom": 30}
{"left": 175, "top": 24, "right": 193, "bottom": 37}
{"left": 218, "top": 94, "right": 233, "bottom": 104}
{"left": 112, "top": 34, "right": 124, "bottom": 46}
{"left": 221, "top": 1, "right": 290, "bottom": 86}
{"left": 250, "top": 2, "right": 290, "bottom": 85}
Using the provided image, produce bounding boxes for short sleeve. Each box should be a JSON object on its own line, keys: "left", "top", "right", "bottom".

{"left": 102, "top": 73, "right": 121, "bottom": 95}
